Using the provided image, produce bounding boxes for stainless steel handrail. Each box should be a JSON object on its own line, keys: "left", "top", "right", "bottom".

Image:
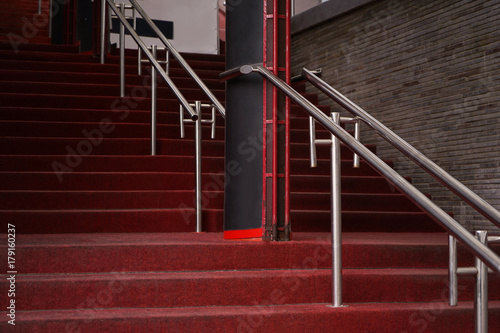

{"left": 220, "top": 64, "right": 500, "bottom": 276}
{"left": 104, "top": 0, "right": 225, "bottom": 118}
{"left": 105, "top": 0, "right": 198, "bottom": 121}
{"left": 449, "top": 231, "right": 495, "bottom": 332}
{"left": 299, "top": 67, "right": 500, "bottom": 332}
{"left": 180, "top": 102, "right": 217, "bottom": 233}
{"left": 291, "top": 68, "right": 322, "bottom": 83}
{"left": 309, "top": 112, "right": 344, "bottom": 307}
{"left": 105, "top": 1, "right": 224, "bottom": 232}
{"left": 301, "top": 68, "right": 500, "bottom": 230}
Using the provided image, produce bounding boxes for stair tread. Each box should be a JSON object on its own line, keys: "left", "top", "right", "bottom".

{"left": 0, "top": 170, "right": 223, "bottom": 174}
{"left": 6, "top": 232, "right": 449, "bottom": 247}
{"left": 14, "top": 300, "right": 500, "bottom": 313}
{"left": 291, "top": 209, "right": 430, "bottom": 214}
{"left": 0, "top": 207, "right": 222, "bottom": 212}
{"left": 8, "top": 301, "right": 500, "bottom": 332}
{"left": 19, "top": 267, "right": 457, "bottom": 280}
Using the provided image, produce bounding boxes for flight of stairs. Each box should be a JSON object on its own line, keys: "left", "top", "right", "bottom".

{"left": 0, "top": 43, "right": 226, "bottom": 233}
{"left": 0, "top": 2, "right": 500, "bottom": 328}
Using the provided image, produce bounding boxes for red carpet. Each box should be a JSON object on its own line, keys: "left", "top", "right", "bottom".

{"left": 0, "top": 4, "right": 499, "bottom": 330}
{"left": 1, "top": 232, "right": 499, "bottom": 332}
{"left": 0, "top": 0, "right": 51, "bottom": 45}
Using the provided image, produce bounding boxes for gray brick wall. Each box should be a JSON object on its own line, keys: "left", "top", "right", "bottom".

{"left": 291, "top": 0, "right": 500, "bottom": 232}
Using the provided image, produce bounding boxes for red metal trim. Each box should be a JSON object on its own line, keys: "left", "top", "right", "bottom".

{"left": 272, "top": 0, "right": 279, "bottom": 232}
{"left": 262, "top": 0, "right": 268, "bottom": 233}
{"left": 285, "top": 0, "right": 291, "bottom": 233}
{"left": 262, "top": 0, "right": 291, "bottom": 239}
{"left": 224, "top": 228, "right": 263, "bottom": 239}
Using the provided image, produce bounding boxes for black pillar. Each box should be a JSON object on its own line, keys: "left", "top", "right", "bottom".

{"left": 223, "top": 1, "right": 264, "bottom": 239}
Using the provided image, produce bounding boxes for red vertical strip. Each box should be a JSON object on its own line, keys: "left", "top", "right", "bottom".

{"left": 262, "top": 0, "right": 268, "bottom": 233}
{"left": 272, "top": 0, "right": 279, "bottom": 232}
{"left": 284, "top": 0, "right": 291, "bottom": 233}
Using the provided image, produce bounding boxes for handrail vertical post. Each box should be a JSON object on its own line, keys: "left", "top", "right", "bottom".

{"left": 150, "top": 44, "right": 157, "bottom": 156}
{"left": 449, "top": 235, "right": 458, "bottom": 306}
{"left": 100, "top": 0, "right": 107, "bottom": 64}
{"left": 210, "top": 105, "right": 216, "bottom": 139}
{"left": 195, "top": 101, "right": 203, "bottom": 233}
{"left": 38, "top": 0, "right": 41, "bottom": 15}
{"left": 475, "top": 230, "right": 489, "bottom": 333}
{"left": 137, "top": 48, "right": 142, "bottom": 75}
{"left": 353, "top": 119, "right": 361, "bottom": 168}
{"left": 166, "top": 49, "right": 170, "bottom": 76}
{"left": 331, "top": 112, "right": 343, "bottom": 307}
{"left": 309, "top": 116, "right": 317, "bottom": 168}
{"left": 119, "top": 3, "right": 125, "bottom": 98}
{"left": 179, "top": 105, "right": 185, "bottom": 138}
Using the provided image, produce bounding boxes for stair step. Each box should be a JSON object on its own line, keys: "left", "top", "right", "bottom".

{"left": 0, "top": 120, "right": 225, "bottom": 139}
{"left": 291, "top": 159, "right": 386, "bottom": 176}
{"left": 0, "top": 69, "right": 224, "bottom": 88}
{"left": 0, "top": 50, "right": 225, "bottom": 70}
{"left": 0, "top": 35, "right": 51, "bottom": 45}
{"left": 6, "top": 302, "right": 500, "bottom": 333}
{"left": 290, "top": 192, "right": 425, "bottom": 211}
{"left": 0, "top": 42, "right": 79, "bottom": 53}
{"left": 3, "top": 232, "right": 469, "bottom": 274}
{"left": 0, "top": 50, "right": 98, "bottom": 63}
{"left": 106, "top": 54, "right": 226, "bottom": 70}
{"left": 289, "top": 128, "right": 374, "bottom": 144}
{"left": 0, "top": 155, "right": 225, "bottom": 173}
{"left": 0, "top": 208, "right": 224, "bottom": 233}
{"left": 0, "top": 92, "right": 221, "bottom": 111}
{"left": 290, "top": 174, "right": 406, "bottom": 193}
{"left": 0, "top": 231, "right": 470, "bottom": 274}
{"left": 290, "top": 210, "right": 444, "bottom": 232}
{"left": 10, "top": 268, "right": 499, "bottom": 311}
{"left": 110, "top": 48, "right": 226, "bottom": 63}
{"left": 0, "top": 59, "right": 222, "bottom": 78}
{"left": 0, "top": 81, "right": 226, "bottom": 101}
{"left": 0, "top": 107, "right": 225, "bottom": 124}
{"left": 0, "top": 190, "right": 224, "bottom": 209}
{"left": 291, "top": 141, "right": 376, "bottom": 159}
{"left": 0, "top": 172, "right": 225, "bottom": 190}
{"left": 0, "top": 137, "right": 224, "bottom": 155}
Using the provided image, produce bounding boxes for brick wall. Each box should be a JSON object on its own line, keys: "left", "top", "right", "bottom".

{"left": 291, "top": 0, "right": 500, "bottom": 232}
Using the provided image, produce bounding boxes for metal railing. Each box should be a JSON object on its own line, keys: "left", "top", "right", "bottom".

{"left": 103, "top": 0, "right": 198, "bottom": 120}
{"left": 100, "top": 0, "right": 225, "bottom": 233}
{"left": 299, "top": 67, "right": 500, "bottom": 331}
{"left": 300, "top": 68, "right": 500, "bottom": 229}
{"left": 308, "top": 112, "right": 361, "bottom": 307}
{"left": 221, "top": 63, "right": 500, "bottom": 330}
{"left": 100, "top": 0, "right": 225, "bottom": 117}
{"left": 180, "top": 102, "right": 217, "bottom": 233}
{"left": 449, "top": 232, "right": 500, "bottom": 332}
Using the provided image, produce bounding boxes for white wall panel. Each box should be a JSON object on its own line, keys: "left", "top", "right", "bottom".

{"left": 111, "top": 0, "right": 219, "bottom": 54}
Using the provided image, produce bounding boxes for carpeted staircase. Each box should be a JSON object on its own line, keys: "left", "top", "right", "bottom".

{"left": 0, "top": 43, "right": 226, "bottom": 233}
{"left": 1, "top": 7, "right": 500, "bottom": 332}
